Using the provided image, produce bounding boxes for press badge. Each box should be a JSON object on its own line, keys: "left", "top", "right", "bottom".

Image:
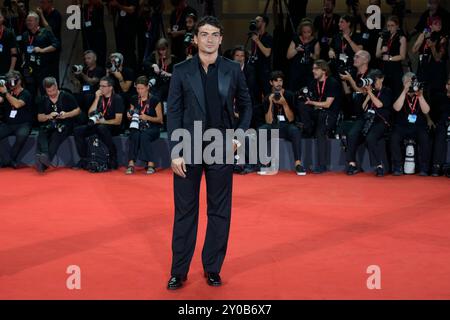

{"left": 277, "top": 115, "right": 286, "bottom": 122}
{"left": 408, "top": 114, "right": 417, "bottom": 124}
{"left": 16, "top": 35, "right": 22, "bottom": 42}
{"left": 27, "top": 46, "right": 34, "bottom": 54}
{"left": 172, "top": 25, "right": 179, "bottom": 32}
{"left": 85, "top": 21, "right": 92, "bottom": 28}
{"left": 362, "top": 33, "right": 370, "bottom": 40}
{"left": 0, "top": 44, "right": 3, "bottom": 53}
{"left": 145, "top": 32, "right": 150, "bottom": 39}
{"left": 339, "top": 53, "right": 348, "bottom": 63}
{"left": 9, "top": 110, "right": 17, "bottom": 118}
{"left": 120, "top": 10, "right": 126, "bottom": 17}
{"left": 82, "top": 85, "right": 91, "bottom": 92}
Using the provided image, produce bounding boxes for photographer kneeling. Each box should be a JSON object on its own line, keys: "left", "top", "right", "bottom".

{"left": 390, "top": 72, "right": 431, "bottom": 176}
{"left": 73, "top": 76, "right": 124, "bottom": 170}
{"left": 125, "top": 76, "right": 163, "bottom": 175}
{"left": 346, "top": 70, "right": 392, "bottom": 177}
{"left": 0, "top": 71, "right": 32, "bottom": 168}
{"left": 36, "top": 77, "right": 81, "bottom": 173}
{"left": 259, "top": 71, "right": 306, "bottom": 175}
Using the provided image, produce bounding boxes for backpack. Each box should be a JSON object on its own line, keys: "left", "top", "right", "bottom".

{"left": 85, "top": 135, "right": 110, "bottom": 173}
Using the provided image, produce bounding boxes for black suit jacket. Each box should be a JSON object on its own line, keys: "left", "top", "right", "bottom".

{"left": 167, "top": 55, "right": 252, "bottom": 159}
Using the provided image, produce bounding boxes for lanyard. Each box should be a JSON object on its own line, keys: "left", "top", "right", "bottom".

{"left": 406, "top": 95, "right": 418, "bottom": 114}
{"left": 322, "top": 15, "right": 333, "bottom": 34}
{"left": 386, "top": 33, "right": 397, "bottom": 54}
{"left": 160, "top": 58, "right": 167, "bottom": 71}
{"left": 0, "top": 26, "right": 4, "bottom": 41}
{"left": 317, "top": 78, "right": 327, "bottom": 101}
{"left": 28, "top": 28, "right": 39, "bottom": 46}
{"left": 101, "top": 96, "right": 112, "bottom": 115}
{"left": 139, "top": 96, "right": 149, "bottom": 114}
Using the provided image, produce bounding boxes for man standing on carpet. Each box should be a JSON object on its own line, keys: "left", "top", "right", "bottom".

{"left": 166, "top": 16, "right": 252, "bottom": 290}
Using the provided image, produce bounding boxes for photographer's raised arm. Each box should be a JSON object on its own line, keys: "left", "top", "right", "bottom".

{"left": 412, "top": 33, "right": 425, "bottom": 54}
{"left": 367, "top": 89, "right": 383, "bottom": 109}
{"left": 114, "top": 72, "right": 132, "bottom": 92}
{"left": 264, "top": 97, "right": 274, "bottom": 124}
{"left": 393, "top": 89, "right": 406, "bottom": 111}
{"left": 252, "top": 34, "right": 271, "bottom": 58}
{"left": 418, "top": 94, "right": 430, "bottom": 114}
{"left": 3, "top": 92, "right": 26, "bottom": 109}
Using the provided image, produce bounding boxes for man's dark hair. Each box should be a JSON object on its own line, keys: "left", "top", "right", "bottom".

{"left": 135, "top": 76, "right": 149, "bottom": 86}
{"left": 100, "top": 76, "right": 115, "bottom": 87}
{"left": 232, "top": 45, "right": 246, "bottom": 57}
{"left": 270, "top": 70, "right": 285, "bottom": 81}
{"left": 340, "top": 14, "right": 353, "bottom": 27}
{"left": 194, "top": 16, "right": 224, "bottom": 36}
{"left": 260, "top": 15, "right": 269, "bottom": 26}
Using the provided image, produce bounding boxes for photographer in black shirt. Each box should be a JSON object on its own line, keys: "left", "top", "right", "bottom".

{"left": 36, "top": 77, "right": 80, "bottom": 173}
{"left": 73, "top": 76, "right": 124, "bottom": 170}
{"left": 0, "top": 71, "right": 32, "bottom": 168}
{"left": 125, "top": 76, "right": 163, "bottom": 175}
{"left": 313, "top": 0, "right": 340, "bottom": 61}
{"left": 346, "top": 69, "right": 393, "bottom": 177}
{"left": 259, "top": 71, "right": 306, "bottom": 175}
{"left": 247, "top": 15, "right": 273, "bottom": 105}
{"left": 298, "top": 59, "right": 341, "bottom": 173}
{"left": 390, "top": 72, "right": 432, "bottom": 176}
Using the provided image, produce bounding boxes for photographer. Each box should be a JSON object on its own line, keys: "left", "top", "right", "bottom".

{"left": 313, "top": 0, "right": 340, "bottom": 61}
{"left": 390, "top": 72, "right": 432, "bottom": 176}
{"left": 143, "top": 39, "right": 175, "bottom": 103}
{"left": 36, "top": 77, "right": 80, "bottom": 173}
{"left": 0, "top": 71, "right": 32, "bottom": 169}
{"left": 125, "top": 76, "right": 163, "bottom": 175}
{"left": 412, "top": 16, "right": 448, "bottom": 96}
{"left": 20, "top": 11, "right": 60, "bottom": 97}
{"left": 346, "top": 70, "right": 392, "bottom": 177}
{"left": 106, "top": 52, "right": 135, "bottom": 97}
{"left": 184, "top": 13, "right": 197, "bottom": 60}
{"left": 328, "top": 15, "right": 363, "bottom": 79}
{"left": 376, "top": 16, "right": 407, "bottom": 99}
{"left": 413, "top": 0, "right": 449, "bottom": 38}
{"left": 286, "top": 19, "right": 320, "bottom": 92}
{"left": 72, "top": 50, "right": 105, "bottom": 115}
{"left": 247, "top": 15, "right": 273, "bottom": 104}
{"left": 430, "top": 77, "right": 450, "bottom": 177}
{"left": 340, "top": 50, "right": 372, "bottom": 120}
{"left": 298, "top": 60, "right": 342, "bottom": 173}
{"left": 73, "top": 76, "right": 124, "bottom": 170}
{"left": 0, "top": 10, "right": 18, "bottom": 74}
{"left": 259, "top": 71, "right": 306, "bottom": 175}
{"left": 168, "top": 0, "right": 197, "bottom": 61}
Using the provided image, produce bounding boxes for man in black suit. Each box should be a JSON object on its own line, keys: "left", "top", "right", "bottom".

{"left": 166, "top": 16, "right": 252, "bottom": 290}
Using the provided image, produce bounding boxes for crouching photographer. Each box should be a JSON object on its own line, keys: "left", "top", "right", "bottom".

{"left": 125, "top": 76, "right": 163, "bottom": 175}
{"left": 0, "top": 71, "right": 32, "bottom": 168}
{"left": 298, "top": 60, "right": 342, "bottom": 173}
{"left": 345, "top": 70, "right": 393, "bottom": 177}
{"left": 259, "top": 71, "right": 306, "bottom": 175}
{"left": 430, "top": 77, "right": 450, "bottom": 177}
{"left": 36, "top": 78, "right": 81, "bottom": 173}
{"left": 390, "top": 72, "right": 431, "bottom": 176}
{"left": 73, "top": 76, "right": 124, "bottom": 170}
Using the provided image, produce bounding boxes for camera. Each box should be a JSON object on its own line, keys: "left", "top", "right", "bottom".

{"left": 273, "top": 90, "right": 281, "bottom": 101}
{"left": 184, "top": 32, "right": 194, "bottom": 45}
{"left": 149, "top": 78, "right": 156, "bottom": 87}
{"left": 357, "top": 77, "right": 374, "bottom": 88}
{"left": 106, "top": 56, "right": 122, "bottom": 73}
{"left": 0, "top": 78, "right": 6, "bottom": 87}
{"left": 337, "top": 60, "right": 353, "bottom": 75}
{"left": 0, "top": 76, "right": 19, "bottom": 89}
{"left": 248, "top": 20, "right": 257, "bottom": 36}
{"left": 409, "top": 77, "right": 424, "bottom": 93}
{"left": 44, "top": 113, "right": 66, "bottom": 133}
{"left": 297, "top": 86, "right": 316, "bottom": 101}
{"left": 379, "top": 29, "right": 391, "bottom": 46}
{"left": 88, "top": 110, "right": 103, "bottom": 125}
{"left": 361, "top": 109, "right": 376, "bottom": 136}
{"left": 129, "top": 109, "right": 140, "bottom": 130}
{"left": 72, "top": 65, "right": 83, "bottom": 74}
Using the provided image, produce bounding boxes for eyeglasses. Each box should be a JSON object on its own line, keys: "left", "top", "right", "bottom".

{"left": 99, "top": 85, "right": 111, "bottom": 88}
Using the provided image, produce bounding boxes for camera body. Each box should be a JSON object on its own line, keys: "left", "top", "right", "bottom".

{"left": 106, "top": 56, "right": 122, "bottom": 73}
{"left": 273, "top": 90, "right": 281, "bottom": 101}
{"left": 44, "top": 113, "right": 66, "bottom": 133}
{"left": 128, "top": 108, "right": 150, "bottom": 130}
{"left": 72, "top": 65, "right": 83, "bottom": 74}
{"left": 379, "top": 29, "right": 391, "bottom": 46}
{"left": 248, "top": 20, "right": 258, "bottom": 36}
{"left": 361, "top": 108, "right": 376, "bottom": 136}
{"left": 184, "top": 32, "right": 194, "bottom": 45}
{"left": 409, "top": 76, "right": 424, "bottom": 93}
{"left": 0, "top": 76, "right": 19, "bottom": 90}
{"left": 297, "top": 86, "right": 317, "bottom": 102}
{"left": 88, "top": 110, "right": 104, "bottom": 125}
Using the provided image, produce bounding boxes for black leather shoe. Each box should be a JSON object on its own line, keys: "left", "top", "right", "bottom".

{"left": 167, "top": 275, "right": 187, "bottom": 290}
{"left": 204, "top": 272, "right": 222, "bottom": 287}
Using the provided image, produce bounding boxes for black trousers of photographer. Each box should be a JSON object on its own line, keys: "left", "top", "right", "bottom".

{"left": 258, "top": 122, "right": 303, "bottom": 162}
{"left": 390, "top": 124, "right": 431, "bottom": 171}
{"left": 299, "top": 104, "right": 337, "bottom": 167}
{"left": 432, "top": 119, "right": 449, "bottom": 167}
{"left": 128, "top": 127, "right": 160, "bottom": 163}
{"left": 0, "top": 123, "right": 32, "bottom": 163}
{"left": 37, "top": 125, "right": 72, "bottom": 161}
{"left": 346, "top": 119, "right": 387, "bottom": 167}
{"left": 73, "top": 124, "right": 120, "bottom": 161}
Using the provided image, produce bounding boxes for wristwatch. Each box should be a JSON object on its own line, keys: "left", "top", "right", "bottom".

{"left": 388, "top": 56, "right": 392, "bottom": 61}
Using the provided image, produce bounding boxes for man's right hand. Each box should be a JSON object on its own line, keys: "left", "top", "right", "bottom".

{"left": 48, "top": 112, "right": 59, "bottom": 120}
{"left": 172, "top": 157, "right": 187, "bottom": 178}
{"left": 95, "top": 89, "right": 102, "bottom": 99}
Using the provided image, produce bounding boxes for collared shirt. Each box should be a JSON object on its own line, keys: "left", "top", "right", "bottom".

{"left": 199, "top": 56, "right": 225, "bottom": 130}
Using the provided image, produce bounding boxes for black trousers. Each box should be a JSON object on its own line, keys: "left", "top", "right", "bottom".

{"left": 346, "top": 119, "right": 387, "bottom": 167}
{"left": 299, "top": 103, "right": 337, "bottom": 167}
{"left": 259, "top": 122, "right": 303, "bottom": 162}
{"left": 37, "top": 125, "right": 72, "bottom": 161}
{"left": 432, "top": 120, "right": 449, "bottom": 167}
{"left": 390, "top": 124, "right": 431, "bottom": 170}
{"left": 127, "top": 127, "right": 160, "bottom": 162}
{"left": 171, "top": 163, "right": 234, "bottom": 277}
{"left": 73, "top": 124, "right": 119, "bottom": 160}
{"left": 0, "top": 123, "right": 32, "bottom": 163}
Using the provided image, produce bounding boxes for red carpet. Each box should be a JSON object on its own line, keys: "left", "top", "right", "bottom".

{"left": 1, "top": 167, "right": 449, "bottom": 300}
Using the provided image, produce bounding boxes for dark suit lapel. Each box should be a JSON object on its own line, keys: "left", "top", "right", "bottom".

{"left": 187, "top": 55, "right": 206, "bottom": 114}
{"left": 218, "top": 57, "right": 232, "bottom": 110}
